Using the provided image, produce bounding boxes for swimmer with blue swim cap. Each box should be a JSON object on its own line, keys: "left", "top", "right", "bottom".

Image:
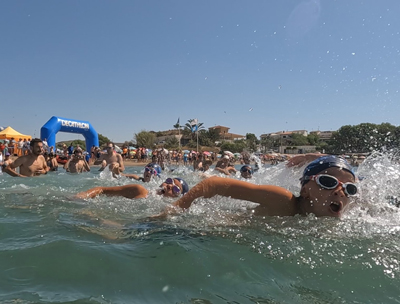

{"left": 157, "top": 154, "right": 358, "bottom": 218}
{"left": 115, "top": 163, "right": 162, "bottom": 182}
{"left": 158, "top": 177, "right": 189, "bottom": 197}
{"left": 301, "top": 155, "right": 355, "bottom": 185}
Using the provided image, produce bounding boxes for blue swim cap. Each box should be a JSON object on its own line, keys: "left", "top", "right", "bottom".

{"left": 174, "top": 177, "right": 189, "bottom": 195}
{"left": 302, "top": 155, "right": 355, "bottom": 185}
{"left": 240, "top": 165, "right": 253, "bottom": 174}
{"left": 145, "top": 163, "right": 162, "bottom": 177}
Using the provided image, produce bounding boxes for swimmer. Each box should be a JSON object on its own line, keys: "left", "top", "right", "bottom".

{"left": 163, "top": 155, "right": 357, "bottom": 218}
{"left": 116, "top": 163, "right": 162, "bottom": 182}
{"left": 3, "top": 138, "right": 49, "bottom": 177}
{"left": 64, "top": 149, "right": 91, "bottom": 173}
{"left": 239, "top": 165, "right": 253, "bottom": 179}
{"left": 47, "top": 153, "right": 59, "bottom": 171}
{"left": 76, "top": 177, "right": 189, "bottom": 199}
{"left": 94, "top": 142, "right": 125, "bottom": 174}
{"left": 214, "top": 155, "right": 236, "bottom": 175}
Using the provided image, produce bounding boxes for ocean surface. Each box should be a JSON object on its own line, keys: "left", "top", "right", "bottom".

{"left": 1, "top": 153, "right": 400, "bottom": 303}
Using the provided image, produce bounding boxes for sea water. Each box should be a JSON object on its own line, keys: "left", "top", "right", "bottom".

{"left": 1, "top": 154, "right": 400, "bottom": 303}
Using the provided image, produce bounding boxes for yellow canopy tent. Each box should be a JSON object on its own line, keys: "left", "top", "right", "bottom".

{"left": 0, "top": 126, "right": 32, "bottom": 140}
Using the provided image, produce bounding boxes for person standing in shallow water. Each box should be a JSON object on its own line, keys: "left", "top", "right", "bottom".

{"left": 4, "top": 138, "right": 49, "bottom": 177}
{"left": 94, "top": 142, "right": 125, "bottom": 174}
{"left": 160, "top": 155, "right": 358, "bottom": 218}
{"left": 64, "top": 149, "right": 90, "bottom": 173}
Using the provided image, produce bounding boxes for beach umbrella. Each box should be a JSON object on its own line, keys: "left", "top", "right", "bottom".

{"left": 129, "top": 146, "right": 136, "bottom": 150}
{"left": 203, "top": 151, "right": 211, "bottom": 156}
{"left": 114, "top": 145, "right": 123, "bottom": 153}
{"left": 359, "top": 155, "right": 366, "bottom": 159}
{"left": 191, "top": 150, "right": 197, "bottom": 154}
{"left": 183, "top": 150, "right": 190, "bottom": 153}
{"left": 234, "top": 152, "right": 241, "bottom": 156}
{"left": 224, "top": 151, "right": 234, "bottom": 156}
{"left": 217, "top": 154, "right": 222, "bottom": 158}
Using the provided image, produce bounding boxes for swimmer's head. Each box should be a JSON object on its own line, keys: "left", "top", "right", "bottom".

{"left": 145, "top": 163, "right": 162, "bottom": 176}
{"left": 106, "top": 142, "right": 115, "bottom": 153}
{"left": 240, "top": 165, "right": 253, "bottom": 179}
{"left": 299, "top": 155, "right": 357, "bottom": 217}
{"left": 158, "top": 177, "right": 189, "bottom": 197}
{"left": 301, "top": 155, "right": 355, "bottom": 185}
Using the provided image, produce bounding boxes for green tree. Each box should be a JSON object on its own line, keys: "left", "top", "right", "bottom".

{"left": 164, "top": 136, "right": 180, "bottom": 149}
{"left": 290, "top": 133, "right": 309, "bottom": 146}
{"left": 245, "top": 133, "right": 259, "bottom": 152}
{"left": 198, "top": 135, "right": 214, "bottom": 147}
{"left": 327, "top": 122, "right": 398, "bottom": 154}
{"left": 260, "top": 135, "right": 279, "bottom": 152}
{"left": 183, "top": 119, "right": 205, "bottom": 140}
{"left": 219, "top": 140, "right": 247, "bottom": 153}
{"left": 204, "top": 128, "right": 220, "bottom": 144}
{"left": 134, "top": 130, "right": 156, "bottom": 148}
{"left": 98, "top": 133, "right": 111, "bottom": 147}
{"left": 307, "top": 133, "right": 320, "bottom": 146}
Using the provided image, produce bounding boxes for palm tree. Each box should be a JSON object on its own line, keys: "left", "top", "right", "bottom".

{"left": 183, "top": 119, "right": 205, "bottom": 140}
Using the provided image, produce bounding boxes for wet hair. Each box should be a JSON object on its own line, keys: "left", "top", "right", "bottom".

{"left": 107, "top": 142, "right": 115, "bottom": 148}
{"left": 30, "top": 138, "right": 43, "bottom": 147}
{"left": 301, "top": 155, "right": 355, "bottom": 186}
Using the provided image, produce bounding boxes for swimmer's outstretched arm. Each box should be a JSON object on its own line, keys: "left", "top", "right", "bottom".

{"left": 172, "top": 176, "right": 298, "bottom": 216}
{"left": 76, "top": 184, "right": 148, "bottom": 199}
{"left": 214, "top": 167, "right": 231, "bottom": 175}
{"left": 4, "top": 158, "right": 27, "bottom": 177}
{"left": 119, "top": 173, "right": 142, "bottom": 180}
{"left": 3, "top": 165, "right": 26, "bottom": 177}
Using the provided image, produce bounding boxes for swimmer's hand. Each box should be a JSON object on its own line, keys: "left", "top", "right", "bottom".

{"left": 35, "top": 169, "right": 47, "bottom": 175}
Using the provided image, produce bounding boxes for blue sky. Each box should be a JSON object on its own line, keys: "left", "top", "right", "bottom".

{"left": 1, "top": 0, "right": 399, "bottom": 143}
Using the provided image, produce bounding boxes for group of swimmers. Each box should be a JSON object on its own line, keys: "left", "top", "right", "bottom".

{"left": 1, "top": 138, "right": 359, "bottom": 219}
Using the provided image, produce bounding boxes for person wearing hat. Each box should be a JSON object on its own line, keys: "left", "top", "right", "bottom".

{"left": 159, "top": 155, "right": 357, "bottom": 218}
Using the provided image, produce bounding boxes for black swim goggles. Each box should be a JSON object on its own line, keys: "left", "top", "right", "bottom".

{"left": 240, "top": 167, "right": 253, "bottom": 174}
{"left": 304, "top": 174, "right": 358, "bottom": 196}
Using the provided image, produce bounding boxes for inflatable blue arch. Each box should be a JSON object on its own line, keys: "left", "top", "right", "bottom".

{"left": 40, "top": 116, "right": 99, "bottom": 153}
